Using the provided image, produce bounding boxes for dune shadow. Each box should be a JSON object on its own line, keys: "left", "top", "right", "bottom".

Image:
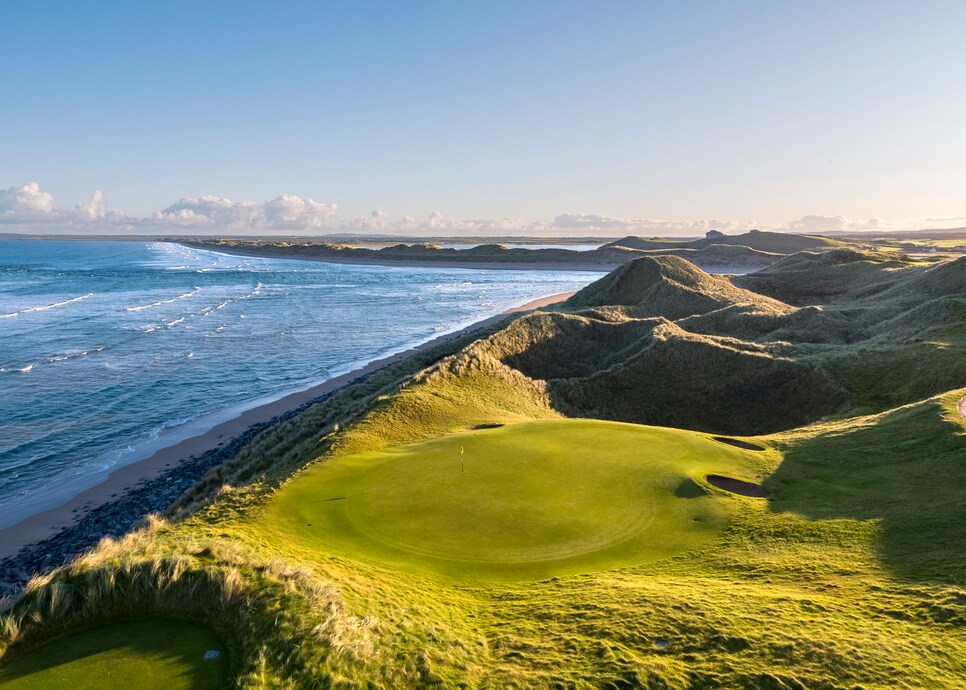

{"left": 763, "top": 397, "right": 966, "bottom": 583}
{"left": 712, "top": 436, "right": 766, "bottom": 451}
{"left": 706, "top": 474, "right": 767, "bottom": 498}
{"left": 674, "top": 478, "right": 706, "bottom": 498}
{"left": 0, "top": 618, "right": 228, "bottom": 686}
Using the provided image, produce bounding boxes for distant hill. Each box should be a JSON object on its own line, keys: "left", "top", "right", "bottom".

{"left": 602, "top": 236, "right": 694, "bottom": 250}
{"left": 452, "top": 251, "right": 966, "bottom": 433}
{"left": 565, "top": 255, "right": 787, "bottom": 317}
{"left": 178, "top": 238, "right": 783, "bottom": 272}
{"left": 606, "top": 229, "right": 842, "bottom": 254}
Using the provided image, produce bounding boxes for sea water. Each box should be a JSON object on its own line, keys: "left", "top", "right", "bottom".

{"left": 0, "top": 240, "right": 601, "bottom": 527}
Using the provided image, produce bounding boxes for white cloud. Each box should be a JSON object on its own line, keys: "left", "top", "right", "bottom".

{"left": 925, "top": 215, "right": 966, "bottom": 223}
{"left": 75, "top": 190, "right": 129, "bottom": 223}
{"left": 417, "top": 210, "right": 538, "bottom": 235}
{"left": 551, "top": 213, "right": 749, "bottom": 236}
{"left": 152, "top": 194, "right": 338, "bottom": 232}
{"left": 0, "top": 182, "right": 55, "bottom": 219}
{"left": 339, "top": 209, "right": 391, "bottom": 233}
{"left": 782, "top": 215, "right": 885, "bottom": 234}
{"left": 0, "top": 182, "right": 132, "bottom": 230}
{"left": 341, "top": 209, "right": 539, "bottom": 236}
{"left": 0, "top": 180, "right": 957, "bottom": 237}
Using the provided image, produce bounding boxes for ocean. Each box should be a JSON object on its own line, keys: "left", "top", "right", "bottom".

{"left": 0, "top": 239, "right": 600, "bottom": 527}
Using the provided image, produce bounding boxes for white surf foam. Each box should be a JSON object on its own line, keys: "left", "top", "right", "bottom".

{"left": 124, "top": 287, "right": 202, "bottom": 312}
{"left": 0, "top": 293, "right": 95, "bottom": 319}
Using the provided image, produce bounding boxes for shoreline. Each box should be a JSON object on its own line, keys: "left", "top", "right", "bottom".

{"left": 176, "top": 241, "right": 766, "bottom": 275}
{"left": 0, "top": 290, "right": 575, "bottom": 565}
{"left": 176, "top": 241, "right": 620, "bottom": 272}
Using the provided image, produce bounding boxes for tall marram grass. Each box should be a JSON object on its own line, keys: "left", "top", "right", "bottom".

{"left": 0, "top": 517, "right": 377, "bottom": 688}
{"left": 168, "top": 313, "right": 516, "bottom": 515}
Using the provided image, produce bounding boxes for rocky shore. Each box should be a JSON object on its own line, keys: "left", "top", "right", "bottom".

{"left": 0, "top": 387, "right": 335, "bottom": 598}
{"left": 0, "top": 291, "right": 575, "bottom": 599}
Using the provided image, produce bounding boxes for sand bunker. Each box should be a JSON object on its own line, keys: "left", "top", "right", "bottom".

{"left": 712, "top": 436, "right": 766, "bottom": 451}
{"left": 706, "top": 474, "right": 768, "bottom": 498}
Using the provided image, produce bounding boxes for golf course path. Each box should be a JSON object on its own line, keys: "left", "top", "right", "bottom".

{"left": 958, "top": 396, "right": 966, "bottom": 422}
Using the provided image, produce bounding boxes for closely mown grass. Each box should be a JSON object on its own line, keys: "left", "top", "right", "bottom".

{"left": 259, "top": 419, "right": 767, "bottom": 580}
{"left": 0, "top": 618, "right": 227, "bottom": 689}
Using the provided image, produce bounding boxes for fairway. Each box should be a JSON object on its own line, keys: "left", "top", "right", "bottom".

{"left": 0, "top": 618, "right": 227, "bottom": 690}
{"left": 265, "top": 419, "right": 767, "bottom": 579}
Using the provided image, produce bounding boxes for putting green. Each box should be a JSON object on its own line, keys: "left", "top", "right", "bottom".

{"left": 0, "top": 618, "right": 228, "bottom": 690}
{"left": 266, "top": 419, "right": 767, "bottom": 579}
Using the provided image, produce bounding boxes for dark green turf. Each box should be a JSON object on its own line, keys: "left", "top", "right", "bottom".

{"left": 0, "top": 618, "right": 228, "bottom": 690}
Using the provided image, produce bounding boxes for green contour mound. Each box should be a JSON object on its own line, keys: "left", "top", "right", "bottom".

{"left": 0, "top": 618, "right": 228, "bottom": 690}
{"left": 265, "top": 418, "right": 766, "bottom": 580}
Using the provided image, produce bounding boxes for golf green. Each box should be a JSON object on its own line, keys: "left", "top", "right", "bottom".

{"left": 0, "top": 618, "right": 228, "bottom": 690}
{"left": 266, "top": 419, "right": 767, "bottom": 579}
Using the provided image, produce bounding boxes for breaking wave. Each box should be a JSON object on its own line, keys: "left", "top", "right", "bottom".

{"left": 0, "top": 293, "right": 95, "bottom": 319}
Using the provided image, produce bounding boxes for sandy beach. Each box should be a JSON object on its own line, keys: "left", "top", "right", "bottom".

{"left": 0, "top": 291, "right": 575, "bottom": 560}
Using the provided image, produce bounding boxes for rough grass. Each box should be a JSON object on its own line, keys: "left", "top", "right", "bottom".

{"left": 0, "top": 519, "right": 381, "bottom": 688}
{"left": 328, "top": 350, "right": 557, "bottom": 458}
{"left": 0, "top": 618, "right": 227, "bottom": 689}
{"left": 489, "top": 253, "right": 966, "bottom": 432}
{"left": 731, "top": 248, "right": 919, "bottom": 305}
{"left": 766, "top": 392, "right": 966, "bottom": 584}
{"left": 3, "top": 376, "right": 964, "bottom": 686}
{"left": 565, "top": 255, "right": 790, "bottom": 319}
{"left": 545, "top": 321, "right": 845, "bottom": 434}
{"left": 200, "top": 388, "right": 962, "bottom": 687}
{"left": 2, "top": 254, "right": 965, "bottom": 687}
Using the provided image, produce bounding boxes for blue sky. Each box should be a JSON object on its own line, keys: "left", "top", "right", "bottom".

{"left": 2, "top": 1, "right": 965, "bottom": 235}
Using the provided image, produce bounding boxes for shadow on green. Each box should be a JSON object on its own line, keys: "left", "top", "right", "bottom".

{"left": 0, "top": 618, "right": 228, "bottom": 690}
{"left": 765, "top": 392, "right": 966, "bottom": 583}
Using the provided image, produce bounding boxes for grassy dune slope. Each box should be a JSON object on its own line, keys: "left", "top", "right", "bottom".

{"left": 547, "top": 323, "right": 844, "bottom": 434}
{"left": 767, "top": 393, "right": 966, "bottom": 583}
{"left": 6, "top": 388, "right": 959, "bottom": 687}
{"left": 565, "top": 255, "right": 790, "bottom": 318}
{"left": 490, "top": 253, "right": 966, "bottom": 431}
{"left": 2, "top": 252, "right": 965, "bottom": 688}
{"left": 732, "top": 249, "right": 920, "bottom": 304}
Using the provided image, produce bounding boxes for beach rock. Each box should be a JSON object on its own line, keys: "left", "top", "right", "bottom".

{"left": 0, "top": 382, "right": 347, "bottom": 599}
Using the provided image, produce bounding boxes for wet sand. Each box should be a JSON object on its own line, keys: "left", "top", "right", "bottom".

{"left": 0, "top": 291, "right": 574, "bottom": 559}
